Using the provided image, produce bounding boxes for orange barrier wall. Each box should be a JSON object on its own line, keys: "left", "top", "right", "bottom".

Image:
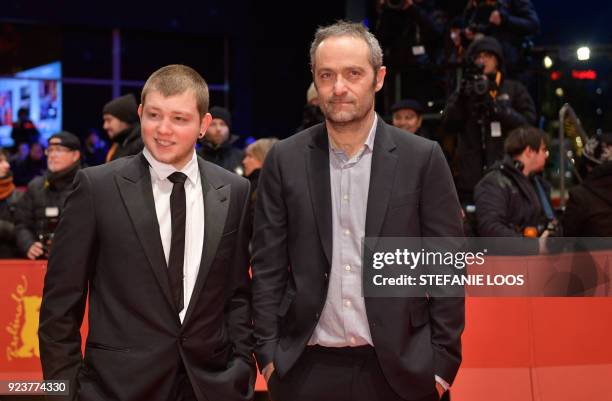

{"left": 1, "top": 260, "right": 611, "bottom": 400}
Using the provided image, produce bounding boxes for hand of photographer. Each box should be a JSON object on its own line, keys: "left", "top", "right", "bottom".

{"left": 489, "top": 10, "right": 502, "bottom": 26}
{"left": 464, "top": 28, "right": 476, "bottom": 40}
{"left": 27, "top": 241, "right": 45, "bottom": 260}
{"left": 538, "top": 230, "right": 550, "bottom": 255}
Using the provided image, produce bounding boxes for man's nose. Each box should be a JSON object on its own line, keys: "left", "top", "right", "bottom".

{"left": 333, "top": 77, "right": 348, "bottom": 96}
{"left": 158, "top": 118, "right": 172, "bottom": 135}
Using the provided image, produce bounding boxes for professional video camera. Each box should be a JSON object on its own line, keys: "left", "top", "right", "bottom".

{"left": 461, "top": 62, "right": 490, "bottom": 99}
{"left": 466, "top": 0, "right": 499, "bottom": 34}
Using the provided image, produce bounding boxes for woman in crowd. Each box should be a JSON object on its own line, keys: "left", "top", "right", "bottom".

{"left": 0, "top": 148, "right": 21, "bottom": 258}
{"left": 242, "top": 138, "right": 278, "bottom": 224}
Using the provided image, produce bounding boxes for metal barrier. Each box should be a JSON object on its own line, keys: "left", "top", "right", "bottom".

{"left": 558, "top": 103, "right": 590, "bottom": 208}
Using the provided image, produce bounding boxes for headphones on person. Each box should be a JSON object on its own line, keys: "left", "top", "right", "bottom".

{"left": 513, "top": 159, "right": 524, "bottom": 171}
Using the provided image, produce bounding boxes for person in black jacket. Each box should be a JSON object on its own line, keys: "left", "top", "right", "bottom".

{"left": 11, "top": 108, "right": 40, "bottom": 149}
{"left": 376, "top": 0, "right": 446, "bottom": 105}
{"left": 474, "top": 126, "right": 551, "bottom": 248}
{"left": 443, "top": 36, "right": 536, "bottom": 204}
{"left": 102, "top": 93, "right": 143, "bottom": 162}
{"left": 463, "top": 0, "right": 540, "bottom": 78}
{"left": 0, "top": 148, "right": 21, "bottom": 258}
{"left": 198, "top": 106, "right": 244, "bottom": 174}
{"left": 563, "top": 133, "right": 612, "bottom": 237}
{"left": 14, "top": 132, "right": 81, "bottom": 260}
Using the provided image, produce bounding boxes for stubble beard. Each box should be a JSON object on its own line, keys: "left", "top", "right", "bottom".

{"left": 322, "top": 99, "right": 374, "bottom": 127}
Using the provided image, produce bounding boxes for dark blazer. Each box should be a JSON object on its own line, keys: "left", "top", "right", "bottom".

{"left": 252, "top": 118, "right": 465, "bottom": 401}
{"left": 39, "top": 153, "right": 255, "bottom": 401}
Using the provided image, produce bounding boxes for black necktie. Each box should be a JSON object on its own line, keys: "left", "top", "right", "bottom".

{"left": 168, "top": 172, "right": 188, "bottom": 314}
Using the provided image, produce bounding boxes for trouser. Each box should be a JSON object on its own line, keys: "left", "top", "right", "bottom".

{"left": 267, "top": 345, "right": 441, "bottom": 401}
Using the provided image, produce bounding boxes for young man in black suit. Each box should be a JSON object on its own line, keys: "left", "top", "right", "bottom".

{"left": 39, "top": 65, "right": 255, "bottom": 401}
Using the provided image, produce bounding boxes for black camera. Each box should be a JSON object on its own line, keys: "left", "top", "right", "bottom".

{"left": 462, "top": 62, "right": 490, "bottom": 98}
{"left": 36, "top": 207, "right": 60, "bottom": 259}
{"left": 385, "top": 0, "right": 406, "bottom": 10}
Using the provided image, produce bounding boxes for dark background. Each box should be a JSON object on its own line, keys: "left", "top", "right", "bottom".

{"left": 1, "top": 0, "right": 612, "bottom": 140}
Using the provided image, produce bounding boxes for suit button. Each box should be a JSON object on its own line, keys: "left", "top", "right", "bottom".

{"left": 323, "top": 273, "right": 328, "bottom": 281}
{"left": 179, "top": 336, "right": 187, "bottom": 344}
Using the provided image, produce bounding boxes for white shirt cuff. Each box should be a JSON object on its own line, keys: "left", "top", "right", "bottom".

{"left": 435, "top": 375, "right": 450, "bottom": 391}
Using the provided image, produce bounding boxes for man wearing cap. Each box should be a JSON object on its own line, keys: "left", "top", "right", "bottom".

{"left": 198, "top": 106, "right": 244, "bottom": 174}
{"left": 391, "top": 98, "right": 430, "bottom": 138}
{"left": 442, "top": 36, "right": 536, "bottom": 204}
{"left": 103, "top": 93, "right": 144, "bottom": 162}
{"left": 14, "top": 132, "right": 81, "bottom": 259}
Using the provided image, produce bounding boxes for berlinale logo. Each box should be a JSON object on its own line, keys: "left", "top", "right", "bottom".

{"left": 6, "top": 275, "right": 41, "bottom": 360}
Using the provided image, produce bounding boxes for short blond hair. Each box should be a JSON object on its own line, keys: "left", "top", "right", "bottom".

{"left": 246, "top": 138, "right": 279, "bottom": 163}
{"left": 141, "top": 64, "right": 209, "bottom": 117}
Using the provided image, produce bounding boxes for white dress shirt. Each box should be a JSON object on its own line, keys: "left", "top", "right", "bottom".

{"left": 308, "top": 115, "right": 377, "bottom": 347}
{"left": 143, "top": 148, "right": 205, "bottom": 323}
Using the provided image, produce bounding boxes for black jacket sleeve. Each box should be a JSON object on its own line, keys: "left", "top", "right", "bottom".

{"left": 442, "top": 91, "right": 467, "bottom": 132}
{"left": 494, "top": 80, "right": 536, "bottom": 129}
{"left": 226, "top": 178, "right": 255, "bottom": 363}
{"left": 14, "top": 183, "right": 37, "bottom": 255}
{"left": 420, "top": 142, "right": 466, "bottom": 385}
{"left": 474, "top": 174, "right": 523, "bottom": 237}
{"left": 251, "top": 144, "right": 290, "bottom": 371}
{"left": 38, "top": 170, "right": 96, "bottom": 399}
{"left": 499, "top": 0, "right": 540, "bottom": 36}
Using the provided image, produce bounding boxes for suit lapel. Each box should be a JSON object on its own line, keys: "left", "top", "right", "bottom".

{"left": 365, "top": 118, "right": 398, "bottom": 240}
{"left": 115, "top": 154, "right": 177, "bottom": 317}
{"left": 306, "top": 126, "right": 333, "bottom": 268}
{"left": 182, "top": 158, "right": 230, "bottom": 326}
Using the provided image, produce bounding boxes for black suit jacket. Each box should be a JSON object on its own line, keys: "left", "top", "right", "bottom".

{"left": 39, "top": 153, "right": 255, "bottom": 401}
{"left": 252, "top": 118, "right": 464, "bottom": 400}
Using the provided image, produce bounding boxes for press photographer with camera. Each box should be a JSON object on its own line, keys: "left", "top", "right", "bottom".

{"left": 474, "top": 126, "right": 555, "bottom": 253}
{"left": 442, "top": 36, "right": 536, "bottom": 204}
{"left": 463, "top": 0, "right": 539, "bottom": 77}
{"left": 15, "top": 132, "right": 81, "bottom": 260}
{"left": 375, "top": 0, "right": 445, "bottom": 103}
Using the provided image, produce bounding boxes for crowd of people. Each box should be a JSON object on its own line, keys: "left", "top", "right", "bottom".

{"left": 0, "top": 14, "right": 605, "bottom": 401}
{"left": 0, "top": 0, "right": 610, "bottom": 265}
{"left": 0, "top": 95, "right": 277, "bottom": 260}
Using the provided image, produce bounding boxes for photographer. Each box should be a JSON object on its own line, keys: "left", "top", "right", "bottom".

{"left": 463, "top": 0, "right": 540, "bottom": 77}
{"left": 474, "top": 127, "right": 554, "bottom": 251}
{"left": 14, "top": 132, "right": 81, "bottom": 260}
{"left": 443, "top": 36, "right": 536, "bottom": 203}
{"left": 375, "top": 0, "right": 445, "bottom": 102}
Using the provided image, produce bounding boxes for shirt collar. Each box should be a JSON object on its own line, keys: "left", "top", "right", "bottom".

{"left": 142, "top": 147, "right": 199, "bottom": 186}
{"left": 329, "top": 114, "right": 378, "bottom": 154}
{"left": 364, "top": 114, "right": 378, "bottom": 151}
